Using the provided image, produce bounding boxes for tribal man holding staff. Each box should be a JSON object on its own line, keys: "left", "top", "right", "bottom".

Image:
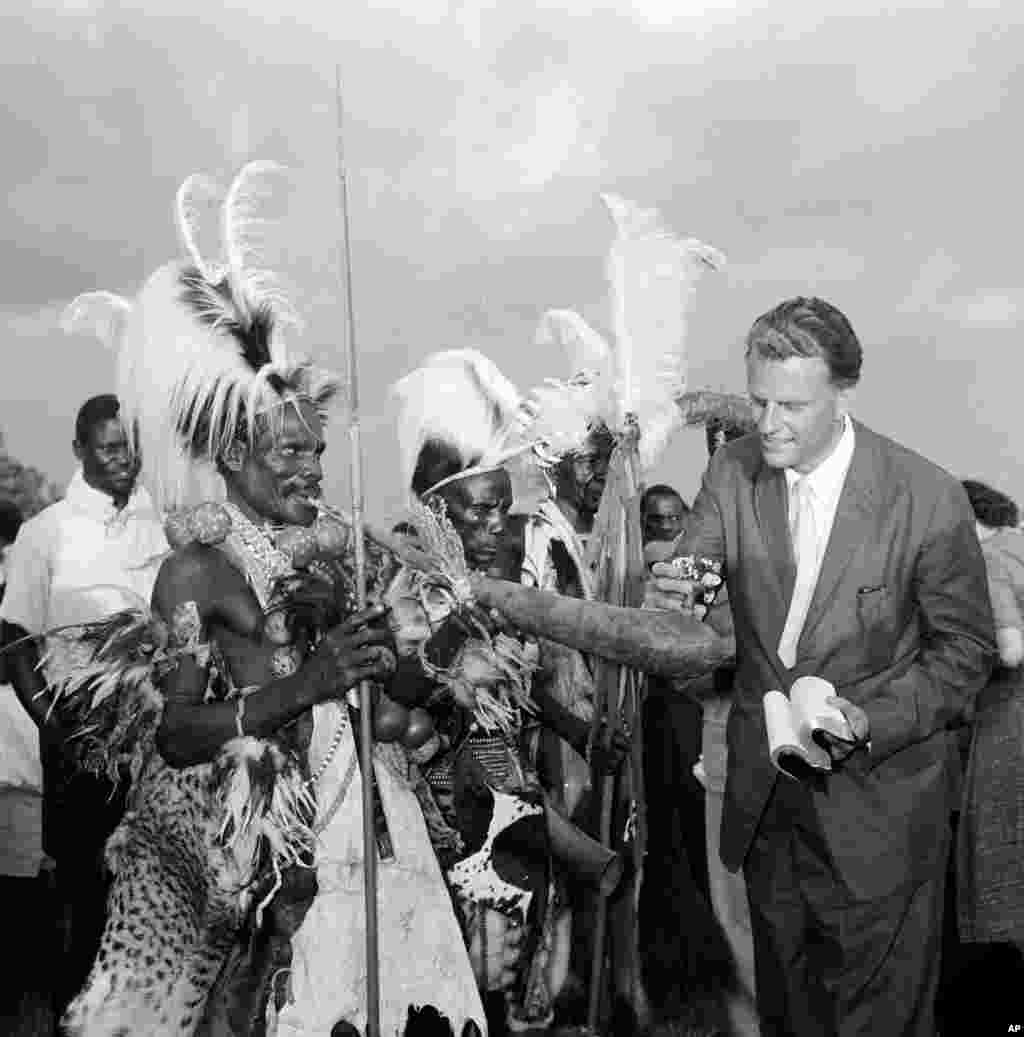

{"left": 390, "top": 349, "right": 629, "bottom": 1032}
{"left": 53, "top": 163, "right": 485, "bottom": 1037}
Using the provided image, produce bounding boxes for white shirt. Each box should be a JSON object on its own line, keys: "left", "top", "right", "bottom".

{"left": 783, "top": 415, "right": 856, "bottom": 588}
{"left": 777, "top": 416, "right": 856, "bottom": 666}
{"left": 0, "top": 471, "right": 166, "bottom": 875}
{"left": 0, "top": 467, "right": 168, "bottom": 636}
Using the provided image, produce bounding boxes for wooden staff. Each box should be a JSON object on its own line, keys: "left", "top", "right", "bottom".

{"left": 585, "top": 430, "right": 648, "bottom": 1031}
{"left": 336, "top": 67, "right": 380, "bottom": 1037}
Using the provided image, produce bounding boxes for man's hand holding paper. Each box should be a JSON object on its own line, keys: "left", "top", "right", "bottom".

{"left": 819, "top": 692, "right": 870, "bottom": 762}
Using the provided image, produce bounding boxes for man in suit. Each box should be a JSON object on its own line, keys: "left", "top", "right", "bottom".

{"left": 647, "top": 297, "right": 995, "bottom": 1036}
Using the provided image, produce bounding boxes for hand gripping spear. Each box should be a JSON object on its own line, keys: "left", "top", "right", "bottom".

{"left": 335, "top": 69, "right": 381, "bottom": 1037}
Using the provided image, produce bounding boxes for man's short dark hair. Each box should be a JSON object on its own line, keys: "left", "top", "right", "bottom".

{"left": 746, "top": 297, "right": 862, "bottom": 389}
{"left": 641, "top": 483, "right": 686, "bottom": 515}
{"left": 963, "top": 479, "right": 1019, "bottom": 530}
{"left": 0, "top": 501, "right": 23, "bottom": 546}
{"left": 74, "top": 394, "right": 121, "bottom": 447}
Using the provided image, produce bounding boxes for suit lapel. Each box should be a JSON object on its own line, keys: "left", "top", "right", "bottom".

{"left": 753, "top": 458, "right": 795, "bottom": 654}
{"left": 797, "top": 424, "right": 878, "bottom": 653}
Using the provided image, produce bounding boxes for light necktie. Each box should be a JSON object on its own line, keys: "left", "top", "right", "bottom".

{"left": 778, "top": 477, "right": 818, "bottom": 668}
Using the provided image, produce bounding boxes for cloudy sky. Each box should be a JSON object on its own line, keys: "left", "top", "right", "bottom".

{"left": 1, "top": 0, "right": 1021, "bottom": 522}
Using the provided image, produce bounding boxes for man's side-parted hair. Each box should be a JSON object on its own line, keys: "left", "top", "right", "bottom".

{"left": 74, "top": 394, "right": 121, "bottom": 447}
{"left": 963, "top": 478, "right": 1020, "bottom": 530}
{"left": 745, "top": 297, "right": 862, "bottom": 389}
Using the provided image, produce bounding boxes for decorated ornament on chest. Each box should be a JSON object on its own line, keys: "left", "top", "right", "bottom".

{"left": 269, "top": 644, "right": 302, "bottom": 678}
{"left": 313, "top": 517, "right": 349, "bottom": 557}
{"left": 165, "top": 503, "right": 236, "bottom": 547}
{"left": 373, "top": 693, "right": 410, "bottom": 742}
{"left": 165, "top": 506, "right": 352, "bottom": 569}
{"left": 402, "top": 707, "right": 435, "bottom": 750}
{"left": 263, "top": 609, "right": 293, "bottom": 646}
{"left": 274, "top": 526, "right": 320, "bottom": 570}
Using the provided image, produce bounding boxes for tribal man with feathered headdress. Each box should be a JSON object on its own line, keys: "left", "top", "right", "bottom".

{"left": 388, "top": 348, "right": 632, "bottom": 1032}
{"left": 50, "top": 162, "right": 486, "bottom": 1037}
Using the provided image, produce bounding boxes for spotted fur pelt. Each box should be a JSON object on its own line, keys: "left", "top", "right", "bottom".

{"left": 62, "top": 735, "right": 314, "bottom": 1037}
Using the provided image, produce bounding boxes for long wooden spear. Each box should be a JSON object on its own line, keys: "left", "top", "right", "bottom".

{"left": 335, "top": 67, "right": 381, "bottom": 1037}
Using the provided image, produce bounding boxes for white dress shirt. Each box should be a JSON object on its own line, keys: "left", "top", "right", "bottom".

{"left": 0, "top": 470, "right": 166, "bottom": 876}
{"left": 0, "top": 467, "right": 168, "bottom": 636}
{"left": 777, "top": 415, "right": 856, "bottom": 667}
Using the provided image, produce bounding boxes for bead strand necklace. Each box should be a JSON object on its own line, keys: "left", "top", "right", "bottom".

{"left": 220, "top": 501, "right": 347, "bottom": 791}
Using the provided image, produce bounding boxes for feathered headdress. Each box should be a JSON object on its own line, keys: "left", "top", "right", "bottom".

{"left": 527, "top": 193, "right": 725, "bottom": 470}
{"left": 64, "top": 161, "right": 344, "bottom": 511}
{"left": 391, "top": 349, "right": 528, "bottom": 503}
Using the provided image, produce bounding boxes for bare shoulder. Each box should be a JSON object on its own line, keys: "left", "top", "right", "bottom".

{"left": 153, "top": 543, "right": 250, "bottom": 622}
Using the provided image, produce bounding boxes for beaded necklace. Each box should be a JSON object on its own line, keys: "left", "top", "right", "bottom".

{"left": 220, "top": 501, "right": 349, "bottom": 787}
{"left": 221, "top": 502, "right": 292, "bottom": 608}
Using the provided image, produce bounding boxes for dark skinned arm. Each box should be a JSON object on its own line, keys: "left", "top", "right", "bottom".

{"left": 530, "top": 670, "right": 630, "bottom": 773}
{"left": 1, "top": 620, "right": 54, "bottom": 729}
{"left": 154, "top": 546, "right": 395, "bottom": 768}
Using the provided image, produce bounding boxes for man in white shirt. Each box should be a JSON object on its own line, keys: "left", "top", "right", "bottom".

{"left": 0, "top": 394, "right": 167, "bottom": 1011}
{"left": 646, "top": 298, "right": 994, "bottom": 1036}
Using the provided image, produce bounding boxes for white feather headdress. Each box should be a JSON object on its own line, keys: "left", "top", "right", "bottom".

{"left": 64, "top": 161, "right": 343, "bottom": 512}
{"left": 391, "top": 349, "right": 527, "bottom": 504}
{"left": 525, "top": 194, "right": 725, "bottom": 470}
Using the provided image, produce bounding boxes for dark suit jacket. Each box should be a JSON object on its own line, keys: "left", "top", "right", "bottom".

{"left": 677, "top": 420, "right": 995, "bottom": 899}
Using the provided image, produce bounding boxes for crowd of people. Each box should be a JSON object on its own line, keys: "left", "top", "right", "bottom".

{"left": 2, "top": 169, "right": 1023, "bottom": 1037}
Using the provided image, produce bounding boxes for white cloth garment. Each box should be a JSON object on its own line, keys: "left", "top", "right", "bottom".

{"left": 275, "top": 702, "right": 487, "bottom": 1037}
{"left": 776, "top": 416, "right": 855, "bottom": 668}
{"left": 0, "top": 467, "right": 168, "bottom": 638}
{"left": 0, "top": 469, "right": 167, "bottom": 877}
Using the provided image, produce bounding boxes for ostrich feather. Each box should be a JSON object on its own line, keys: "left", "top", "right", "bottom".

{"left": 108, "top": 161, "right": 343, "bottom": 511}
{"left": 534, "top": 308, "right": 612, "bottom": 388}
{"left": 601, "top": 192, "right": 725, "bottom": 469}
{"left": 392, "top": 349, "right": 523, "bottom": 499}
{"left": 116, "top": 261, "right": 335, "bottom": 512}
{"left": 520, "top": 376, "right": 601, "bottom": 460}
{"left": 175, "top": 173, "right": 228, "bottom": 283}
{"left": 529, "top": 308, "right": 616, "bottom": 446}
{"left": 62, "top": 291, "right": 133, "bottom": 350}
{"left": 221, "top": 160, "right": 300, "bottom": 353}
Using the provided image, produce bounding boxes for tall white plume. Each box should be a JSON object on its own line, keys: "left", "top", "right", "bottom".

{"left": 175, "top": 173, "right": 228, "bottom": 283}
{"left": 67, "top": 161, "right": 339, "bottom": 514}
{"left": 602, "top": 192, "right": 725, "bottom": 468}
{"left": 221, "top": 160, "right": 301, "bottom": 350}
{"left": 61, "top": 291, "right": 133, "bottom": 351}
{"left": 527, "top": 195, "right": 724, "bottom": 471}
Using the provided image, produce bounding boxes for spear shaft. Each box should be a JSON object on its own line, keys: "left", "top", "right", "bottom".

{"left": 336, "top": 67, "right": 380, "bottom": 1037}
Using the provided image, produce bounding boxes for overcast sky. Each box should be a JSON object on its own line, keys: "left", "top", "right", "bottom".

{"left": 2, "top": 0, "right": 1021, "bottom": 522}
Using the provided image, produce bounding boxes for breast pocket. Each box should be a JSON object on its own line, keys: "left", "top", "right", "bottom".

{"left": 856, "top": 585, "right": 903, "bottom": 664}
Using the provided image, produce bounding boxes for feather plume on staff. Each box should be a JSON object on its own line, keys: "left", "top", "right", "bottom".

{"left": 516, "top": 195, "right": 726, "bottom": 1032}
{"left": 526, "top": 194, "right": 725, "bottom": 473}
